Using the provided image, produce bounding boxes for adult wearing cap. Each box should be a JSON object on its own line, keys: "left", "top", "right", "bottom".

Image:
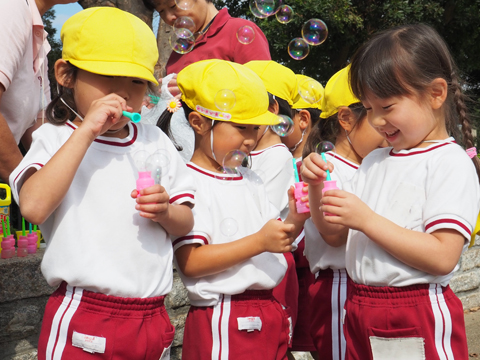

{"left": 0, "top": 0, "right": 76, "bottom": 183}
{"left": 141, "top": 0, "right": 271, "bottom": 162}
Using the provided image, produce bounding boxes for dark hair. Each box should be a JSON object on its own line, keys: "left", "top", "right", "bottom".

{"left": 46, "top": 62, "right": 79, "bottom": 125}
{"left": 142, "top": 0, "right": 213, "bottom": 11}
{"left": 268, "top": 93, "right": 293, "bottom": 119}
{"left": 350, "top": 23, "right": 480, "bottom": 180}
{"left": 302, "top": 103, "right": 365, "bottom": 158}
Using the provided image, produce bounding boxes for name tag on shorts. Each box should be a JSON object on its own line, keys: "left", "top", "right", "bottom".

{"left": 237, "top": 316, "right": 262, "bottom": 332}
{"left": 72, "top": 331, "right": 106, "bottom": 354}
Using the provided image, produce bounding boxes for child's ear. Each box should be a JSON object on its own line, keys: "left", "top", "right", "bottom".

{"left": 55, "top": 59, "right": 74, "bottom": 88}
{"left": 337, "top": 107, "right": 354, "bottom": 132}
{"left": 268, "top": 99, "right": 280, "bottom": 115}
{"left": 188, "top": 112, "right": 209, "bottom": 135}
{"left": 298, "top": 110, "right": 311, "bottom": 131}
{"left": 430, "top": 78, "right": 448, "bottom": 110}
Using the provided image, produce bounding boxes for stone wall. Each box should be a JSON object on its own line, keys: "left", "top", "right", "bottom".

{"left": 2, "top": 237, "right": 480, "bottom": 359}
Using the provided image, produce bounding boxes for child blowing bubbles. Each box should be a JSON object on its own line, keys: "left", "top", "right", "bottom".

{"left": 10, "top": 8, "right": 195, "bottom": 360}
{"left": 302, "top": 24, "right": 480, "bottom": 359}
{"left": 159, "top": 59, "right": 308, "bottom": 359}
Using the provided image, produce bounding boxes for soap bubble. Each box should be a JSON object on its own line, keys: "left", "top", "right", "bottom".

{"left": 223, "top": 150, "right": 247, "bottom": 173}
{"left": 173, "top": 16, "right": 196, "bottom": 37}
{"left": 276, "top": 5, "right": 294, "bottom": 24}
{"left": 175, "top": 0, "right": 194, "bottom": 11}
{"left": 249, "top": 169, "right": 266, "bottom": 185}
{"left": 249, "top": 0, "right": 269, "bottom": 18}
{"left": 316, "top": 141, "right": 335, "bottom": 154}
{"left": 288, "top": 38, "right": 310, "bottom": 60}
{"left": 215, "top": 89, "right": 236, "bottom": 111}
{"left": 133, "top": 150, "right": 149, "bottom": 172}
{"left": 146, "top": 150, "right": 171, "bottom": 185}
{"left": 169, "top": 31, "right": 195, "bottom": 54}
{"left": 298, "top": 78, "right": 324, "bottom": 104}
{"left": 255, "top": 0, "right": 276, "bottom": 16}
{"left": 220, "top": 218, "right": 239, "bottom": 237}
{"left": 270, "top": 115, "right": 294, "bottom": 137}
{"left": 302, "top": 19, "right": 328, "bottom": 46}
{"left": 237, "top": 25, "right": 256, "bottom": 45}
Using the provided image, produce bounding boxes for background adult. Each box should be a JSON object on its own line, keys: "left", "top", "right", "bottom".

{"left": 142, "top": 0, "right": 272, "bottom": 161}
{"left": 0, "top": 0, "right": 76, "bottom": 183}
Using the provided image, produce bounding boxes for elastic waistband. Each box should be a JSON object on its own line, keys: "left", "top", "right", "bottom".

{"left": 231, "top": 289, "right": 274, "bottom": 301}
{"left": 54, "top": 282, "right": 165, "bottom": 315}
{"left": 315, "top": 268, "right": 348, "bottom": 279}
{"left": 349, "top": 279, "right": 451, "bottom": 300}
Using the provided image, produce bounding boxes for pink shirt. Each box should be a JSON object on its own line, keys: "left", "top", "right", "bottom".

{"left": 166, "top": 8, "right": 271, "bottom": 74}
{"left": 0, "top": 0, "right": 51, "bottom": 143}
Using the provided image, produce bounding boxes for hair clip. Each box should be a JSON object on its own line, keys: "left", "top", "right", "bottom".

{"left": 166, "top": 98, "right": 181, "bottom": 113}
{"left": 466, "top": 147, "right": 477, "bottom": 159}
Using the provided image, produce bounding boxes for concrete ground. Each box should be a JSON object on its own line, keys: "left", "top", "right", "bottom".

{"left": 466, "top": 308, "right": 480, "bottom": 358}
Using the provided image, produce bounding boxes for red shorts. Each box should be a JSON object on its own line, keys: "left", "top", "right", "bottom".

{"left": 291, "top": 267, "right": 316, "bottom": 352}
{"left": 273, "top": 251, "right": 299, "bottom": 330}
{"left": 38, "top": 282, "right": 174, "bottom": 360}
{"left": 308, "top": 268, "right": 349, "bottom": 359}
{"left": 344, "top": 281, "right": 468, "bottom": 360}
{"left": 182, "top": 290, "right": 291, "bottom": 360}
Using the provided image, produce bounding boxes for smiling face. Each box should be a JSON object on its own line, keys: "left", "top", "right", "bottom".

{"left": 362, "top": 92, "right": 449, "bottom": 151}
{"left": 69, "top": 68, "right": 148, "bottom": 136}
{"left": 153, "top": 0, "right": 213, "bottom": 32}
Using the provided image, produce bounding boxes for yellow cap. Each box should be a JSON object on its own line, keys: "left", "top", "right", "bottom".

{"left": 61, "top": 7, "right": 158, "bottom": 85}
{"left": 320, "top": 65, "right": 359, "bottom": 119}
{"left": 244, "top": 60, "right": 300, "bottom": 106}
{"left": 177, "top": 60, "right": 278, "bottom": 125}
{"left": 292, "top": 75, "right": 324, "bottom": 110}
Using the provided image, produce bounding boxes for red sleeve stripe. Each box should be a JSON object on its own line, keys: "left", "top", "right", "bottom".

{"left": 169, "top": 193, "right": 194, "bottom": 204}
{"left": 425, "top": 219, "right": 471, "bottom": 235}
{"left": 173, "top": 235, "right": 208, "bottom": 248}
{"left": 14, "top": 163, "right": 44, "bottom": 183}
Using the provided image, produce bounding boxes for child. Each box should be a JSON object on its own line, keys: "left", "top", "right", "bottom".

{"left": 162, "top": 59, "right": 308, "bottom": 359}
{"left": 301, "top": 66, "right": 386, "bottom": 360}
{"left": 282, "top": 74, "right": 323, "bottom": 357}
{"left": 302, "top": 24, "right": 480, "bottom": 359}
{"left": 9, "top": 8, "right": 195, "bottom": 360}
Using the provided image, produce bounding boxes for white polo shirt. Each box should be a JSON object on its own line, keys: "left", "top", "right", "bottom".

{"left": 250, "top": 143, "right": 295, "bottom": 220}
{"left": 173, "top": 163, "right": 286, "bottom": 307}
{"left": 344, "top": 139, "right": 480, "bottom": 287}
{"left": 304, "top": 152, "right": 359, "bottom": 273}
{"left": 11, "top": 121, "right": 196, "bottom": 298}
{"left": 0, "top": 0, "right": 51, "bottom": 143}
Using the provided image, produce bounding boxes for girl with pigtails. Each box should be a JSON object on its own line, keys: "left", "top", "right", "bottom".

{"left": 302, "top": 24, "right": 480, "bottom": 360}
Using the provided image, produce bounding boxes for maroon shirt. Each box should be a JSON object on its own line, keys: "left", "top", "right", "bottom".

{"left": 166, "top": 8, "right": 271, "bottom": 74}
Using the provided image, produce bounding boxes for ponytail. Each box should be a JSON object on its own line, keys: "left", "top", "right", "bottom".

{"left": 156, "top": 100, "right": 194, "bottom": 151}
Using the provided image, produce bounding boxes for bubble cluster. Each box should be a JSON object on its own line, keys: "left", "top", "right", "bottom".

{"left": 288, "top": 38, "right": 310, "bottom": 60}
{"left": 298, "top": 78, "right": 324, "bottom": 104}
{"left": 237, "top": 25, "right": 256, "bottom": 45}
{"left": 302, "top": 19, "right": 328, "bottom": 46}
{"left": 276, "top": 5, "right": 294, "bottom": 24}
{"left": 220, "top": 218, "right": 239, "bottom": 237}
{"left": 214, "top": 89, "right": 236, "bottom": 111}
{"left": 270, "top": 115, "right": 294, "bottom": 137}
{"left": 175, "top": 0, "right": 194, "bottom": 11}
{"left": 316, "top": 141, "right": 335, "bottom": 154}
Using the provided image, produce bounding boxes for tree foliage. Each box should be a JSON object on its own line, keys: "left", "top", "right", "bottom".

{"left": 43, "top": 9, "right": 63, "bottom": 97}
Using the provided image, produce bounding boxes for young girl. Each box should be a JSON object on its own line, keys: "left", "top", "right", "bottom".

{"left": 301, "top": 66, "right": 386, "bottom": 360}
{"left": 302, "top": 24, "right": 480, "bottom": 360}
{"left": 9, "top": 8, "right": 195, "bottom": 360}
{"left": 161, "top": 59, "right": 308, "bottom": 359}
{"left": 281, "top": 74, "right": 322, "bottom": 357}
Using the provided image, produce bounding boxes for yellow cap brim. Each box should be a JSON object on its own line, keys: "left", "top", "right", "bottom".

{"left": 69, "top": 59, "right": 158, "bottom": 86}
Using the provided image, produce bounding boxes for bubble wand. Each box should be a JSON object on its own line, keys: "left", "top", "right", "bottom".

{"left": 320, "top": 152, "right": 332, "bottom": 181}
{"left": 122, "top": 111, "right": 141, "bottom": 123}
{"left": 1, "top": 218, "right": 6, "bottom": 236}
{"left": 22, "top": 217, "right": 26, "bottom": 236}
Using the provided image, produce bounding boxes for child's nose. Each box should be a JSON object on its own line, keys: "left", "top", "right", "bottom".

{"left": 164, "top": 13, "right": 177, "bottom": 26}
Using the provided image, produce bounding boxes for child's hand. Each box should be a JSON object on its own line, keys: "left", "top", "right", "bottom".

{"left": 131, "top": 185, "right": 170, "bottom": 221}
{"left": 80, "top": 94, "right": 130, "bottom": 139}
{"left": 257, "top": 219, "right": 295, "bottom": 253}
{"left": 288, "top": 185, "right": 311, "bottom": 223}
{"left": 301, "top": 153, "right": 334, "bottom": 186}
{"left": 321, "top": 189, "right": 373, "bottom": 231}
